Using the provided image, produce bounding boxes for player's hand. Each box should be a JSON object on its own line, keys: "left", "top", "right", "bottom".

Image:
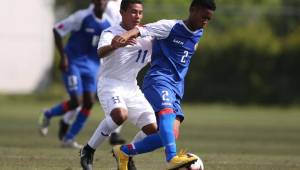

{"left": 59, "top": 55, "right": 68, "bottom": 72}
{"left": 126, "top": 38, "right": 137, "bottom": 46}
{"left": 111, "top": 35, "right": 127, "bottom": 49}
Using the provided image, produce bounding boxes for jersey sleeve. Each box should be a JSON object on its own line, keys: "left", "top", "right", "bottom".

{"left": 137, "top": 19, "right": 177, "bottom": 40}
{"left": 104, "top": 0, "right": 122, "bottom": 26}
{"left": 97, "top": 29, "right": 115, "bottom": 49}
{"left": 54, "top": 10, "right": 87, "bottom": 37}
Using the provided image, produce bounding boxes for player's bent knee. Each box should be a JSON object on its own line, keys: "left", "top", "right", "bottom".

{"left": 83, "top": 100, "right": 94, "bottom": 110}
{"left": 141, "top": 123, "right": 158, "bottom": 135}
{"left": 137, "top": 112, "right": 157, "bottom": 134}
{"left": 68, "top": 99, "right": 81, "bottom": 109}
{"left": 110, "top": 108, "right": 128, "bottom": 125}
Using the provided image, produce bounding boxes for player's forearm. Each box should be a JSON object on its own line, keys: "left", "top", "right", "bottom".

{"left": 97, "top": 45, "right": 116, "bottom": 58}
{"left": 53, "top": 28, "right": 65, "bottom": 58}
{"left": 121, "top": 27, "right": 140, "bottom": 40}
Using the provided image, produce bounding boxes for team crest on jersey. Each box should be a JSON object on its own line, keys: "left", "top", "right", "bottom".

{"left": 85, "top": 28, "right": 95, "bottom": 33}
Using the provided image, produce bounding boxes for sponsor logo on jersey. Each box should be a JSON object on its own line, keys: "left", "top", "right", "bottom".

{"left": 85, "top": 28, "right": 95, "bottom": 33}
{"left": 162, "top": 102, "right": 172, "bottom": 106}
{"left": 173, "top": 39, "right": 184, "bottom": 45}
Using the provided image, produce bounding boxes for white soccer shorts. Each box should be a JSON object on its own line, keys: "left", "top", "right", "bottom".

{"left": 97, "top": 77, "right": 156, "bottom": 129}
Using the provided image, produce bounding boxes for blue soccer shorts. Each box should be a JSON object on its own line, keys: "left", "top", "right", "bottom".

{"left": 62, "top": 61, "right": 98, "bottom": 96}
{"left": 143, "top": 84, "right": 184, "bottom": 122}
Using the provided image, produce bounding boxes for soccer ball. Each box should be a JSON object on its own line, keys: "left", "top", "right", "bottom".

{"left": 178, "top": 153, "right": 204, "bottom": 170}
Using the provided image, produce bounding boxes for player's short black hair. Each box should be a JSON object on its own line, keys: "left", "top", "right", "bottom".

{"left": 190, "top": 0, "right": 216, "bottom": 11}
{"left": 120, "top": 0, "right": 143, "bottom": 11}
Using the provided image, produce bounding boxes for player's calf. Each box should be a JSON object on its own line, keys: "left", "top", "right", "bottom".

{"left": 58, "top": 119, "right": 70, "bottom": 141}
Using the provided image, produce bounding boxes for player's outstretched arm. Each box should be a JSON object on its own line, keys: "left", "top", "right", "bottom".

{"left": 53, "top": 28, "right": 68, "bottom": 72}
{"left": 120, "top": 27, "right": 140, "bottom": 41}
{"left": 97, "top": 44, "right": 117, "bottom": 58}
{"left": 98, "top": 35, "right": 127, "bottom": 58}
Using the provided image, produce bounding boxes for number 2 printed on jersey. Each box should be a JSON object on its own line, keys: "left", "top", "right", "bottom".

{"left": 180, "top": 50, "right": 189, "bottom": 63}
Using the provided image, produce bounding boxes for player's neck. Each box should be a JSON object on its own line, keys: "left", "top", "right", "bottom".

{"left": 93, "top": 9, "right": 104, "bottom": 19}
{"left": 120, "top": 22, "right": 133, "bottom": 31}
{"left": 183, "top": 19, "right": 197, "bottom": 32}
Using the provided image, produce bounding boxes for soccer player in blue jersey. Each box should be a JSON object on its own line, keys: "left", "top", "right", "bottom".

{"left": 58, "top": 0, "right": 126, "bottom": 146}
{"left": 111, "top": 0, "right": 216, "bottom": 169}
{"left": 38, "top": 0, "right": 113, "bottom": 148}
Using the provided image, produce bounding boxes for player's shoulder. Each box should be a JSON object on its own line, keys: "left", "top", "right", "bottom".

{"left": 154, "top": 19, "right": 179, "bottom": 27}
{"left": 157, "top": 19, "right": 179, "bottom": 24}
{"left": 71, "top": 8, "right": 93, "bottom": 21}
{"left": 102, "top": 25, "right": 122, "bottom": 35}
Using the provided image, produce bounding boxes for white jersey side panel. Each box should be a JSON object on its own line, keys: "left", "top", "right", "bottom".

{"left": 97, "top": 25, "right": 152, "bottom": 82}
{"left": 138, "top": 19, "right": 178, "bottom": 40}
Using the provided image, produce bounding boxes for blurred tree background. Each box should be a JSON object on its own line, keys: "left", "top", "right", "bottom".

{"left": 53, "top": 0, "right": 300, "bottom": 104}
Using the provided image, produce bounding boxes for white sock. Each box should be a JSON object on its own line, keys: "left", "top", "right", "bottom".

{"left": 131, "top": 131, "right": 147, "bottom": 143}
{"left": 88, "top": 116, "right": 119, "bottom": 149}
{"left": 63, "top": 107, "right": 80, "bottom": 124}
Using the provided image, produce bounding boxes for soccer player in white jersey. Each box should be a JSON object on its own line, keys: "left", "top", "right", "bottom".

{"left": 80, "top": 0, "right": 158, "bottom": 170}
{"left": 110, "top": 0, "right": 216, "bottom": 170}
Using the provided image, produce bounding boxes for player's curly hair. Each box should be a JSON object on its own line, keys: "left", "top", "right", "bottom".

{"left": 120, "top": 0, "right": 143, "bottom": 11}
{"left": 190, "top": 0, "right": 216, "bottom": 11}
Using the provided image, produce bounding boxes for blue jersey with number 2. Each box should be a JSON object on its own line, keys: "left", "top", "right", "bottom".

{"left": 139, "top": 20, "right": 203, "bottom": 99}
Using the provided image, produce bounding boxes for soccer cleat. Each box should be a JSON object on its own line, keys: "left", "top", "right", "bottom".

{"left": 38, "top": 111, "right": 50, "bottom": 136}
{"left": 58, "top": 119, "right": 69, "bottom": 141}
{"left": 112, "top": 145, "right": 129, "bottom": 170}
{"left": 166, "top": 150, "right": 198, "bottom": 170}
{"left": 61, "top": 139, "right": 83, "bottom": 149}
{"left": 128, "top": 157, "right": 137, "bottom": 170}
{"left": 109, "top": 132, "right": 126, "bottom": 145}
{"left": 80, "top": 145, "right": 94, "bottom": 170}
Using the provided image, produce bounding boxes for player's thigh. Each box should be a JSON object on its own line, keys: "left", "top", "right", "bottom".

{"left": 81, "top": 70, "right": 97, "bottom": 95}
{"left": 97, "top": 81, "right": 127, "bottom": 117}
{"left": 127, "top": 89, "right": 157, "bottom": 129}
{"left": 62, "top": 64, "right": 83, "bottom": 96}
{"left": 143, "top": 85, "right": 176, "bottom": 112}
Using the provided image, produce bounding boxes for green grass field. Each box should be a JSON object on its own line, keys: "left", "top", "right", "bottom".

{"left": 0, "top": 97, "right": 300, "bottom": 170}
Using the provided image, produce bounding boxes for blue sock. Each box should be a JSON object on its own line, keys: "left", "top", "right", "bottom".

{"left": 159, "top": 113, "right": 176, "bottom": 162}
{"left": 64, "top": 109, "right": 90, "bottom": 140}
{"left": 45, "top": 101, "right": 69, "bottom": 118}
{"left": 121, "top": 133, "right": 163, "bottom": 155}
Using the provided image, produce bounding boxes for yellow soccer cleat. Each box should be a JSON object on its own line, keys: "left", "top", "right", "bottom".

{"left": 166, "top": 150, "right": 198, "bottom": 170}
{"left": 112, "top": 145, "right": 129, "bottom": 170}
